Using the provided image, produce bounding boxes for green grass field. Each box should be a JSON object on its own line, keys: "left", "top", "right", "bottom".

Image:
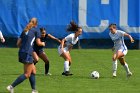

{"left": 0, "top": 48, "right": 140, "bottom": 93}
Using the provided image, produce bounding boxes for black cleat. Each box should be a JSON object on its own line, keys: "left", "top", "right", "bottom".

{"left": 62, "top": 71, "right": 73, "bottom": 76}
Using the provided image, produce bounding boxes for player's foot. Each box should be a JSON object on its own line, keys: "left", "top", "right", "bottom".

{"left": 45, "top": 72, "right": 52, "bottom": 76}
{"left": 112, "top": 72, "right": 117, "bottom": 77}
{"left": 7, "top": 85, "right": 14, "bottom": 93}
{"left": 62, "top": 71, "right": 73, "bottom": 76}
{"left": 127, "top": 72, "right": 132, "bottom": 77}
{"left": 32, "top": 89, "right": 38, "bottom": 93}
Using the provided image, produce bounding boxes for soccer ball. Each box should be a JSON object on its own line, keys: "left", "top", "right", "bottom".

{"left": 91, "top": 71, "right": 100, "bottom": 79}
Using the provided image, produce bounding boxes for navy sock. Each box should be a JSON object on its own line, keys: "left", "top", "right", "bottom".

{"left": 29, "top": 73, "right": 36, "bottom": 90}
{"left": 45, "top": 63, "right": 49, "bottom": 74}
{"left": 11, "top": 74, "right": 27, "bottom": 87}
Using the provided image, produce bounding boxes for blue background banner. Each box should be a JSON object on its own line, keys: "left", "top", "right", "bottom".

{"left": 0, "top": 0, "right": 139, "bottom": 40}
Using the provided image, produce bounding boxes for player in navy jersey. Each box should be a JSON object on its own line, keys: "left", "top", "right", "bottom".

{"left": 7, "top": 18, "right": 45, "bottom": 93}
{"left": 109, "top": 24, "right": 134, "bottom": 77}
{"left": 58, "top": 21, "right": 82, "bottom": 76}
{"left": 33, "top": 27, "right": 61, "bottom": 75}
{"left": 0, "top": 31, "right": 5, "bottom": 43}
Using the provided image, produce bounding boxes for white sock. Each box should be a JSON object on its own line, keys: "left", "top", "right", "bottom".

{"left": 123, "top": 63, "right": 130, "bottom": 73}
{"left": 64, "top": 61, "right": 69, "bottom": 72}
{"left": 113, "top": 60, "right": 117, "bottom": 73}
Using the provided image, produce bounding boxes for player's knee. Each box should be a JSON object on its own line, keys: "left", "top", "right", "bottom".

{"left": 112, "top": 57, "right": 116, "bottom": 61}
{"left": 120, "top": 61, "right": 125, "bottom": 65}
{"left": 24, "top": 73, "right": 31, "bottom": 78}
{"left": 32, "top": 71, "right": 36, "bottom": 75}
{"left": 44, "top": 59, "right": 49, "bottom": 64}
{"left": 32, "top": 69, "right": 36, "bottom": 75}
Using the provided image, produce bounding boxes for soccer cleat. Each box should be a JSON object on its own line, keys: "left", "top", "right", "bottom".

{"left": 127, "top": 72, "right": 132, "bottom": 77}
{"left": 62, "top": 71, "right": 73, "bottom": 76}
{"left": 112, "top": 71, "right": 117, "bottom": 77}
{"left": 32, "top": 89, "right": 38, "bottom": 93}
{"left": 45, "top": 73, "right": 52, "bottom": 76}
{"left": 7, "top": 85, "right": 14, "bottom": 93}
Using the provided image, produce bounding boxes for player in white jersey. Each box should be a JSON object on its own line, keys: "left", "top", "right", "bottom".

{"left": 109, "top": 24, "right": 134, "bottom": 77}
{"left": 0, "top": 30, "right": 5, "bottom": 43}
{"left": 58, "top": 21, "right": 82, "bottom": 76}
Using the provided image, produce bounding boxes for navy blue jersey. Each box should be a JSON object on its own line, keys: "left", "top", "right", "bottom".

{"left": 33, "top": 34, "right": 48, "bottom": 52}
{"left": 19, "top": 27, "right": 40, "bottom": 55}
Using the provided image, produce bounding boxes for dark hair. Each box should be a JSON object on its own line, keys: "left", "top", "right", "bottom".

{"left": 67, "top": 20, "right": 81, "bottom": 32}
{"left": 109, "top": 23, "right": 117, "bottom": 28}
{"left": 40, "top": 27, "right": 46, "bottom": 32}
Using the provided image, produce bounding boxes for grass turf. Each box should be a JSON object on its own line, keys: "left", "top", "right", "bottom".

{"left": 0, "top": 48, "right": 140, "bottom": 93}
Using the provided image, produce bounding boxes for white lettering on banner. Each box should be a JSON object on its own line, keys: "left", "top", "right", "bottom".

{"left": 78, "top": 0, "right": 109, "bottom": 33}
{"left": 79, "top": 0, "right": 140, "bottom": 33}
{"left": 101, "top": 0, "right": 109, "bottom": 4}
{"left": 119, "top": 0, "right": 139, "bottom": 33}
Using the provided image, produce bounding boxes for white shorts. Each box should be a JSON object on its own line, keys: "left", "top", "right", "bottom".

{"left": 117, "top": 48, "right": 128, "bottom": 56}
{"left": 58, "top": 46, "right": 69, "bottom": 56}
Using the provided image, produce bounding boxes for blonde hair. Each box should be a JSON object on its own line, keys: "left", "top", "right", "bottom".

{"left": 24, "top": 18, "right": 38, "bottom": 32}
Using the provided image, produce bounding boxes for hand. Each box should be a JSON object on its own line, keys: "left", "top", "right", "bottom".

{"left": 42, "top": 42, "right": 45, "bottom": 46}
{"left": 1, "top": 38, "right": 5, "bottom": 43}
{"left": 130, "top": 39, "right": 134, "bottom": 43}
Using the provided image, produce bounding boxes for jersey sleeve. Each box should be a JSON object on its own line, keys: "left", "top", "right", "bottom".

{"left": 119, "top": 30, "right": 126, "bottom": 36}
{"left": 65, "top": 34, "right": 72, "bottom": 41}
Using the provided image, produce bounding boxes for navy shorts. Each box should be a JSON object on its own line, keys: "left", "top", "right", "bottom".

{"left": 18, "top": 52, "right": 33, "bottom": 64}
{"left": 34, "top": 49, "right": 44, "bottom": 55}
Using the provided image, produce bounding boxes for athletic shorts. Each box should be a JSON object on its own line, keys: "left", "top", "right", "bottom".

{"left": 58, "top": 46, "right": 69, "bottom": 56}
{"left": 117, "top": 48, "right": 128, "bottom": 56}
{"left": 34, "top": 49, "right": 44, "bottom": 55}
{"left": 18, "top": 52, "right": 33, "bottom": 64}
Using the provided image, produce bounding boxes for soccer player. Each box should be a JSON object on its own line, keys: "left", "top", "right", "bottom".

{"left": 58, "top": 21, "right": 82, "bottom": 76}
{"left": 33, "top": 27, "right": 61, "bottom": 75}
{"left": 109, "top": 24, "right": 134, "bottom": 77}
{"left": 7, "top": 18, "right": 45, "bottom": 93}
{"left": 0, "top": 30, "right": 5, "bottom": 43}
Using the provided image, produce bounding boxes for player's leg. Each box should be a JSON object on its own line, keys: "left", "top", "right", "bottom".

{"left": 112, "top": 53, "right": 118, "bottom": 77}
{"left": 38, "top": 52, "right": 51, "bottom": 75}
{"left": 7, "top": 64, "right": 32, "bottom": 93}
{"left": 7, "top": 64, "right": 27, "bottom": 93}
{"left": 67, "top": 52, "right": 72, "bottom": 70}
{"left": 32, "top": 52, "right": 39, "bottom": 65}
{"left": 118, "top": 57, "right": 132, "bottom": 77}
{"left": 61, "top": 52, "right": 72, "bottom": 76}
{"left": 28, "top": 64, "right": 38, "bottom": 93}
{"left": 58, "top": 46, "right": 72, "bottom": 76}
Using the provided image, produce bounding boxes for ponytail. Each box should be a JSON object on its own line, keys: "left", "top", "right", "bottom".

{"left": 24, "top": 17, "right": 38, "bottom": 32}
{"left": 67, "top": 20, "right": 80, "bottom": 32}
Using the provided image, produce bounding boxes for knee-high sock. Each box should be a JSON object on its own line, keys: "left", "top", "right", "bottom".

{"left": 45, "top": 63, "right": 49, "bottom": 74}
{"left": 29, "top": 73, "right": 36, "bottom": 90}
{"left": 123, "top": 63, "right": 130, "bottom": 73}
{"left": 11, "top": 74, "right": 27, "bottom": 87}
{"left": 113, "top": 60, "right": 117, "bottom": 72}
{"left": 64, "top": 61, "right": 69, "bottom": 72}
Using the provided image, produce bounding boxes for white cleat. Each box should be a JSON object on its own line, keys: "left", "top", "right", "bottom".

{"left": 32, "top": 89, "right": 38, "bottom": 93}
{"left": 127, "top": 72, "right": 132, "bottom": 77}
{"left": 112, "top": 71, "right": 117, "bottom": 77}
{"left": 45, "top": 73, "right": 52, "bottom": 76}
{"left": 7, "top": 85, "right": 14, "bottom": 93}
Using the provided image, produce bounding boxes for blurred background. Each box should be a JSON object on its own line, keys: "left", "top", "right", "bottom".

{"left": 0, "top": 0, "right": 139, "bottom": 49}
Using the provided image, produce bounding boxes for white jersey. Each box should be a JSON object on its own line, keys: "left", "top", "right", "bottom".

{"left": 58, "top": 33, "right": 79, "bottom": 55}
{"left": 109, "top": 30, "right": 127, "bottom": 51}
{"left": 64, "top": 33, "right": 79, "bottom": 48}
